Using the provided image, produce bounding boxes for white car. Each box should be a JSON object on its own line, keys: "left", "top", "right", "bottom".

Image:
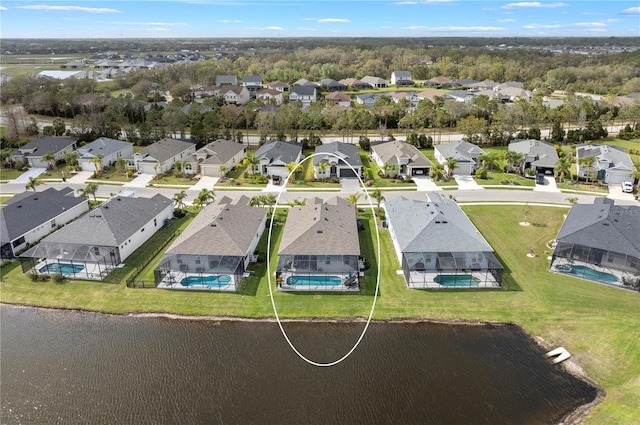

{"left": 621, "top": 181, "right": 633, "bottom": 193}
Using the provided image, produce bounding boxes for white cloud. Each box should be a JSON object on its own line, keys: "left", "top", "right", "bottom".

{"left": 523, "top": 22, "right": 606, "bottom": 29}
{"left": 0, "top": 6, "right": 8, "bottom": 11}
{"left": 497, "top": 19, "right": 517, "bottom": 23}
{"left": 622, "top": 6, "right": 640, "bottom": 15}
{"left": 317, "top": 18, "right": 351, "bottom": 23}
{"left": 250, "top": 26, "right": 285, "bottom": 30}
{"left": 217, "top": 19, "right": 243, "bottom": 23}
{"left": 106, "top": 21, "right": 187, "bottom": 27}
{"left": 405, "top": 25, "right": 505, "bottom": 31}
{"left": 16, "top": 5, "right": 120, "bottom": 13}
{"left": 144, "top": 28, "right": 171, "bottom": 32}
{"left": 501, "top": 2, "right": 567, "bottom": 9}
{"left": 394, "top": 1, "right": 418, "bottom": 4}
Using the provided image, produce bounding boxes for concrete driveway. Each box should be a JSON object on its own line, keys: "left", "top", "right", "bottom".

{"left": 340, "top": 178, "right": 361, "bottom": 193}
{"left": 412, "top": 176, "right": 442, "bottom": 191}
{"left": 190, "top": 176, "right": 219, "bottom": 191}
{"left": 10, "top": 167, "right": 46, "bottom": 184}
{"left": 453, "top": 175, "right": 482, "bottom": 190}
{"left": 533, "top": 176, "right": 561, "bottom": 193}
{"left": 608, "top": 184, "right": 637, "bottom": 202}
{"left": 66, "top": 171, "right": 94, "bottom": 185}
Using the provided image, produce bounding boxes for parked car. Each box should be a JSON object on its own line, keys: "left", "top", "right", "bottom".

{"left": 621, "top": 181, "right": 633, "bottom": 193}
{"left": 536, "top": 174, "right": 546, "bottom": 185}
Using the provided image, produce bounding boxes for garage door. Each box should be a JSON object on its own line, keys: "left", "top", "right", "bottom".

{"left": 339, "top": 168, "right": 357, "bottom": 178}
{"left": 411, "top": 168, "right": 430, "bottom": 176}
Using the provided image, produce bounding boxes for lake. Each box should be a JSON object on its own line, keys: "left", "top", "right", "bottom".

{"left": 0, "top": 306, "right": 597, "bottom": 424}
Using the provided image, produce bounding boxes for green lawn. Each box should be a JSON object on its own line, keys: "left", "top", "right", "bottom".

{"left": 1, "top": 205, "right": 639, "bottom": 424}
{"left": 475, "top": 171, "right": 535, "bottom": 187}
{"left": 0, "top": 168, "right": 25, "bottom": 181}
{"left": 149, "top": 173, "right": 196, "bottom": 186}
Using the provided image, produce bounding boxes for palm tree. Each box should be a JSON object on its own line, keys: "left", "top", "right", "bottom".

{"left": 384, "top": 163, "right": 400, "bottom": 178}
{"left": 371, "top": 189, "right": 385, "bottom": 217}
{"left": 242, "top": 152, "right": 260, "bottom": 176}
{"left": 317, "top": 161, "right": 330, "bottom": 180}
{"left": 77, "top": 182, "right": 99, "bottom": 203}
{"left": 292, "top": 198, "right": 307, "bottom": 206}
{"left": 286, "top": 161, "right": 300, "bottom": 182}
{"left": 89, "top": 154, "right": 104, "bottom": 176}
{"left": 65, "top": 151, "right": 78, "bottom": 168}
{"left": 505, "top": 150, "right": 524, "bottom": 173}
{"left": 554, "top": 156, "right": 573, "bottom": 183}
{"left": 115, "top": 158, "right": 127, "bottom": 175}
{"left": 249, "top": 196, "right": 263, "bottom": 208}
{"left": 348, "top": 193, "right": 361, "bottom": 205}
{"left": 41, "top": 152, "right": 56, "bottom": 170}
{"left": 578, "top": 156, "right": 596, "bottom": 183}
{"left": 264, "top": 193, "right": 277, "bottom": 216}
{"left": 431, "top": 162, "right": 446, "bottom": 181}
{"left": 196, "top": 188, "right": 215, "bottom": 207}
{"left": 445, "top": 157, "right": 458, "bottom": 179}
{"left": 479, "top": 152, "right": 501, "bottom": 172}
{"left": 172, "top": 190, "right": 187, "bottom": 212}
{"left": 25, "top": 176, "right": 43, "bottom": 192}
{"left": 219, "top": 165, "right": 228, "bottom": 178}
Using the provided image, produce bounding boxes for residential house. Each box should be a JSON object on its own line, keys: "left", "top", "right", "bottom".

{"left": 416, "top": 90, "right": 444, "bottom": 102}
{"left": 576, "top": 144, "right": 634, "bottom": 184}
{"left": 77, "top": 138, "right": 134, "bottom": 172}
{"left": 219, "top": 85, "right": 250, "bottom": 105}
{"left": 468, "top": 80, "right": 500, "bottom": 91}
{"left": 293, "top": 78, "right": 319, "bottom": 88}
{"left": 289, "top": 86, "right": 317, "bottom": 104}
{"left": 434, "top": 141, "right": 486, "bottom": 175}
{"left": 0, "top": 187, "right": 89, "bottom": 259}
{"left": 154, "top": 196, "right": 267, "bottom": 291}
{"left": 277, "top": 197, "right": 361, "bottom": 291}
{"left": 384, "top": 194, "right": 503, "bottom": 289}
{"left": 475, "top": 89, "right": 510, "bottom": 103}
{"left": 550, "top": 198, "right": 639, "bottom": 290}
{"left": 184, "top": 139, "right": 246, "bottom": 177}
{"left": 355, "top": 93, "right": 383, "bottom": 107}
{"left": 254, "top": 141, "right": 302, "bottom": 182}
{"left": 361, "top": 75, "right": 389, "bottom": 89}
{"left": 216, "top": 75, "right": 238, "bottom": 86}
{"left": 451, "top": 79, "right": 479, "bottom": 89}
{"left": 495, "top": 81, "right": 524, "bottom": 91}
{"left": 442, "top": 90, "right": 474, "bottom": 103}
{"left": 94, "top": 59, "right": 119, "bottom": 69}
{"left": 267, "top": 80, "right": 289, "bottom": 92}
{"left": 256, "top": 88, "right": 284, "bottom": 105}
{"left": 60, "top": 60, "right": 86, "bottom": 69}
{"left": 10, "top": 136, "right": 78, "bottom": 168}
{"left": 391, "top": 71, "right": 414, "bottom": 87}
{"left": 497, "top": 87, "right": 531, "bottom": 102}
{"left": 318, "top": 78, "right": 347, "bottom": 92}
{"left": 370, "top": 141, "right": 433, "bottom": 178}
{"left": 508, "top": 139, "right": 559, "bottom": 175}
{"left": 242, "top": 75, "right": 263, "bottom": 92}
{"left": 313, "top": 142, "right": 363, "bottom": 179}
{"left": 128, "top": 138, "right": 196, "bottom": 175}
{"left": 424, "top": 76, "right": 452, "bottom": 88}
{"left": 340, "top": 78, "right": 370, "bottom": 90}
{"left": 325, "top": 92, "right": 351, "bottom": 107}
{"left": 20, "top": 194, "right": 173, "bottom": 280}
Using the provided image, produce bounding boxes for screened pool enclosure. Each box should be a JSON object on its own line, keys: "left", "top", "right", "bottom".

{"left": 550, "top": 242, "right": 640, "bottom": 291}
{"left": 20, "top": 242, "right": 121, "bottom": 280}
{"left": 154, "top": 253, "right": 245, "bottom": 291}
{"left": 401, "top": 251, "right": 503, "bottom": 289}
{"left": 276, "top": 254, "right": 360, "bottom": 291}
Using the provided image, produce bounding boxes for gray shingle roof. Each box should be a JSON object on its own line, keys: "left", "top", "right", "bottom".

{"left": 290, "top": 86, "right": 316, "bottom": 96}
{"left": 255, "top": 141, "right": 302, "bottom": 165}
{"left": 576, "top": 144, "right": 634, "bottom": 171}
{"left": 313, "top": 142, "right": 362, "bottom": 167}
{"left": 216, "top": 75, "right": 237, "bottom": 85}
{"left": 188, "top": 139, "right": 245, "bottom": 165}
{"left": 279, "top": 197, "right": 360, "bottom": 256}
{"left": 0, "top": 187, "right": 86, "bottom": 242}
{"left": 38, "top": 194, "right": 171, "bottom": 247}
{"left": 384, "top": 194, "right": 494, "bottom": 253}
{"left": 556, "top": 198, "right": 640, "bottom": 257}
{"left": 392, "top": 71, "right": 412, "bottom": 79}
{"left": 435, "top": 141, "right": 485, "bottom": 164}
{"left": 78, "top": 138, "right": 132, "bottom": 158}
{"left": 508, "top": 139, "right": 559, "bottom": 168}
{"left": 167, "top": 200, "right": 266, "bottom": 257}
{"left": 371, "top": 141, "right": 433, "bottom": 168}
{"left": 17, "top": 136, "right": 78, "bottom": 155}
{"left": 242, "top": 75, "right": 262, "bottom": 84}
{"left": 137, "top": 138, "right": 195, "bottom": 163}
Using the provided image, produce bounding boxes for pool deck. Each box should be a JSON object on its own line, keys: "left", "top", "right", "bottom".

{"left": 35, "top": 261, "right": 111, "bottom": 281}
{"left": 405, "top": 271, "right": 501, "bottom": 289}
{"left": 157, "top": 271, "right": 238, "bottom": 292}
{"left": 550, "top": 259, "right": 639, "bottom": 291}
{"left": 277, "top": 272, "right": 360, "bottom": 292}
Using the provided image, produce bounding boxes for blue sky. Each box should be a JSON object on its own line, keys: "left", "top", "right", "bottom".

{"left": 1, "top": 1, "right": 639, "bottom": 38}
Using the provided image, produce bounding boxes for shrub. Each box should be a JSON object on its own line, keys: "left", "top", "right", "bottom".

{"left": 51, "top": 273, "right": 65, "bottom": 284}
{"left": 28, "top": 272, "right": 40, "bottom": 282}
{"left": 475, "top": 168, "right": 488, "bottom": 179}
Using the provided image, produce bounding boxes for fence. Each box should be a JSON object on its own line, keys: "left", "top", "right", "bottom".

{"left": 125, "top": 229, "right": 181, "bottom": 288}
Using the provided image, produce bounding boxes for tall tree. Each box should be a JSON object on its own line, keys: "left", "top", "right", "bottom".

{"left": 25, "top": 176, "right": 43, "bottom": 192}
{"left": 89, "top": 154, "right": 104, "bottom": 175}
{"left": 172, "top": 190, "right": 187, "bottom": 212}
{"left": 371, "top": 189, "right": 385, "bottom": 217}
{"left": 77, "top": 182, "right": 99, "bottom": 202}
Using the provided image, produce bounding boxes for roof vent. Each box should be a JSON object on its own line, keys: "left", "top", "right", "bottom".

{"left": 317, "top": 230, "right": 323, "bottom": 233}
{"left": 33, "top": 197, "right": 38, "bottom": 200}
{"left": 17, "top": 205, "right": 22, "bottom": 208}
{"left": 117, "top": 198, "right": 121, "bottom": 201}
{"left": 211, "top": 223, "right": 217, "bottom": 227}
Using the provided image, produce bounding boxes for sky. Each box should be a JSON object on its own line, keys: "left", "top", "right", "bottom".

{"left": 0, "top": 1, "right": 639, "bottom": 38}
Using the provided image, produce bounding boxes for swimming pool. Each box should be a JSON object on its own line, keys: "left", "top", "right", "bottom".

{"left": 180, "top": 275, "right": 232, "bottom": 288}
{"left": 564, "top": 265, "right": 618, "bottom": 283}
{"left": 286, "top": 275, "right": 343, "bottom": 286}
{"left": 434, "top": 274, "right": 480, "bottom": 287}
{"left": 39, "top": 263, "right": 85, "bottom": 275}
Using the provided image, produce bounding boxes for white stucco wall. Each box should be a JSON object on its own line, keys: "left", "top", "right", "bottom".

{"left": 117, "top": 203, "right": 173, "bottom": 261}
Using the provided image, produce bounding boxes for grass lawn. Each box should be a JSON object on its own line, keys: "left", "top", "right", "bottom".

{"left": 0, "top": 195, "right": 14, "bottom": 205}
{"left": 0, "top": 168, "right": 25, "bottom": 181}
{"left": 1, "top": 205, "right": 639, "bottom": 424}
{"left": 475, "top": 171, "right": 535, "bottom": 187}
{"left": 150, "top": 173, "right": 197, "bottom": 186}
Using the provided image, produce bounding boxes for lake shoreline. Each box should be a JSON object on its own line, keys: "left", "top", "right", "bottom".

{"left": 1, "top": 301, "right": 604, "bottom": 425}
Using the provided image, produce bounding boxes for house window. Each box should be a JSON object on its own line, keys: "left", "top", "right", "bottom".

{"left": 177, "top": 258, "right": 183, "bottom": 264}
{"left": 154, "top": 218, "right": 157, "bottom": 227}
{"left": 51, "top": 220, "right": 56, "bottom": 228}
{"left": 12, "top": 237, "right": 25, "bottom": 248}
{"left": 195, "top": 258, "right": 201, "bottom": 265}
{"left": 93, "top": 246, "right": 100, "bottom": 255}
{"left": 141, "top": 228, "right": 145, "bottom": 232}
{"left": 325, "top": 257, "right": 331, "bottom": 265}
{"left": 607, "top": 253, "right": 614, "bottom": 263}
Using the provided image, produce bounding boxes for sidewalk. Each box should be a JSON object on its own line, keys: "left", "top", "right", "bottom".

{"left": 412, "top": 176, "right": 442, "bottom": 191}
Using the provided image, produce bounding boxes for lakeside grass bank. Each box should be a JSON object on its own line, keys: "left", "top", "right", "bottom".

{"left": 1, "top": 205, "right": 638, "bottom": 424}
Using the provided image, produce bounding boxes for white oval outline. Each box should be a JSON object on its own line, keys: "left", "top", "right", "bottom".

{"left": 266, "top": 151, "right": 381, "bottom": 367}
